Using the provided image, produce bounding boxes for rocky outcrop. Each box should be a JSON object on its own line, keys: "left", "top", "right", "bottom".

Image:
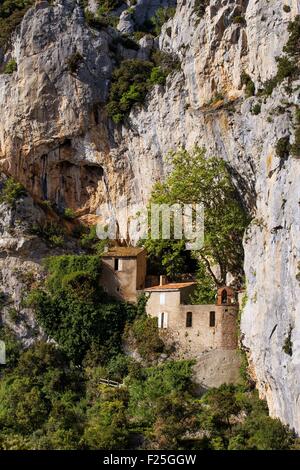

{"left": 0, "top": 0, "right": 300, "bottom": 432}
{"left": 0, "top": 173, "right": 82, "bottom": 345}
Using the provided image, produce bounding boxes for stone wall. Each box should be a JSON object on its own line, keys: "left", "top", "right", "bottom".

{"left": 100, "top": 251, "right": 146, "bottom": 302}
{"left": 146, "top": 289, "right": 238, "bottom": 358}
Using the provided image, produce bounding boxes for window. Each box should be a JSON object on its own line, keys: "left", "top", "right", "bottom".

{"left": 114, "top": 258, "right": 122, "bottom": 271}
{"left": 158, "top": 312, "right": 168, "bottom": 329}
{"left": 221, "top": 289, "right": 228, "bottom": 304}
{"left": 186, "top": 311, "right": 193, "bottom": 328}
{"left": 209, "top": 311, "right": 216, "bottom": 327}
{"left": 160, "top": 293, "right": 165, "bottom": 305}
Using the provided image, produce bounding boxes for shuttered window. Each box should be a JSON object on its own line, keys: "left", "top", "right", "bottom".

{"left": 186, "top": 312, "right": 193, "bottom": 328}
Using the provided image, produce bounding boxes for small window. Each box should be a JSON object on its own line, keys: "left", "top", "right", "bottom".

{"left": 158, "top": 312, "right": 168, "bottom": 329}
{"left": 160, "top": 293, "right": 165, "bottom": 305}
{"left": 186, "top": 311, "right": 193, "bottom": 328}
{"left": 114, "top": 258, "right": 119, "bottom": 271}
{"left": 221, "top": 289, "right": 228, "bottom": 304}
{"left": 209, "top": 311, "right": 216, "bottom": 327}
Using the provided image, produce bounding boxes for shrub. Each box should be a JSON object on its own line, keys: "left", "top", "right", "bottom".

{"left": 63, "top": 207, "right": 76, "bottom": 219}
{"left": 150, "top": 6, "right": 176, "bottom": 36}
{"left": 233, "top": 16, "right": 246, "bottom": 26}
{"left": 283, "top": 326, "right": 293, "bottom": 356}
{"left": 106, "top": 50, "right": 180, "bottom": 123}
{"left": 106, "top": 354, "right": 132, "bottom": 382}
{"left": 4, "top": 58, "right": 17, "bottom": 74}
{"left": 148, "top": 66, "right": 167, "bottom": 85}
{"left": 30, "top": 222, "right": 65, "bottom": 247}
{"left": 80, "top": 225, "right": 108, "bottom": 254}
{"left": 261, "top": 77, "right": 278, "bottom": 96}
{"left": 275, "top": 136, "right": 290, "bottom": 159}
{"left": 251, "top": 103, "right": 261, "bottom": 115}
{"left": 193, "top": 0, "right": 209, "bottom": 18}
{"left": 7, "top": 307, "right": 19, "bottom": 323}
{"left": 133, "top": 31, "right": 147, "bottom": 41}
{"left": 241, "top": 72, "right": 255, "bottom": 97}
{"left": 97, "top": 0, "right": 123, "bottom": 15}
{"left": 242, "top": 415, "right": 294, "bottom": 450}
{"left": 43, "top": 254, "right": 101, "bottom": 292}
{"left": 275, "top": 55, "right": 298, "bottom": 82}
{"left": 261, "top": 17, "right": 300, "bottom": 95}
{"left": 283, "top": 5, "right": 291, "bottom": 13}
{"left": 106, "top": 59, "right": 153, "bottom": 123}
{"left": 151, "top": 49, "right": 181, "bottom": 72}
{"left": 0, "top": 177, "right": 26, "bottom": 206}
{"left": 127, "top": 360, "right": 195, "bottom": 425}
{"left": 283, "top": 15, "right": 300, "bottom": 58}
{"left": 208, "top": 92, "right": 224, "bottom": 105}
{"left": 291, "top": 106, "right": 300, "bottom": 157}
{"left": 84, "top": 9, "right": 109, "bottom": 29}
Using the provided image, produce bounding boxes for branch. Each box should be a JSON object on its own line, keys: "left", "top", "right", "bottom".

{"left": 199, "top": 254, "right": 222, "bottom": 286}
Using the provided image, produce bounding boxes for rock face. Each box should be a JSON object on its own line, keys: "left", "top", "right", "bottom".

{"left": 0, "top": 0, "right": 300, "bottom": 432}
{"left": 0, "top": 173, "right": 82, "bottom": 346}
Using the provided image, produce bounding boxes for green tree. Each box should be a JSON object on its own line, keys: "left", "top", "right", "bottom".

{"left": 201, "top": 384, "right": 241, "bottom": 430}
{"left": 149, "top": 147, "right": 249, "bottom": 286}
{"left": 127, "top": 360, "right": 194, "bottom": 426}
{"left": 190, "top": 260, "right": 217, "bottom": 304}
{"left": 82, "top": 386, "right": 129, "bottom": 449}
{"left": 242, "top": 415, "right": 294, "bottom": 450}
{"left": 0, "top": 343, "right": 85, "bottom": 439}
{"left": 146, "top": 394, "right": 201, "bottom": 449}
{"left": 142, "top": 236, "right": 197, "bottom": 280}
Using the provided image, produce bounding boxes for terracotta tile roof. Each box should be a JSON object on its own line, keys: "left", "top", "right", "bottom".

{"left": 144, "top": 282, "right": 196, "bottom": 292}
{"left": 102, "top": 247, "right": 146, "bottom": 258}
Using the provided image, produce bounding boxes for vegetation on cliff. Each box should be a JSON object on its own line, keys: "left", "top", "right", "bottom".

{"left": 0, "top": 176, "right": 26, "bottom": 206}
{"left": 107, "top": 52, "right": 180, "bottom": 123}
{"left": 261, "top": 15, "right": 300, "bottom": 97}
{"left": 0, "top": 248, "right": 296, "bottom": 450}
{"left": 0, "top": 0, "right": 34, "bottom": 49}
{"left": 27, "top": 254, "right": 137, "bottom": 363}
{"left": 0, "top": 333, "right": 296, "bottom": 450}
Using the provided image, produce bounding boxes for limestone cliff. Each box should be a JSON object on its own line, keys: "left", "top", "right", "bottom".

{"left": 0, "top": 0, "right": 300, "bottom": 432}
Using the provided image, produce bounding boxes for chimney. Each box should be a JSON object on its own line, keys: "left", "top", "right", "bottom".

{"left": 159, "top": 275, "right": 167, "bottom": 286}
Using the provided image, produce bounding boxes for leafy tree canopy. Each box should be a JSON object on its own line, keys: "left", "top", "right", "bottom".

{"left": 144, "top": 146, "right": 249, "bottom": 287}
